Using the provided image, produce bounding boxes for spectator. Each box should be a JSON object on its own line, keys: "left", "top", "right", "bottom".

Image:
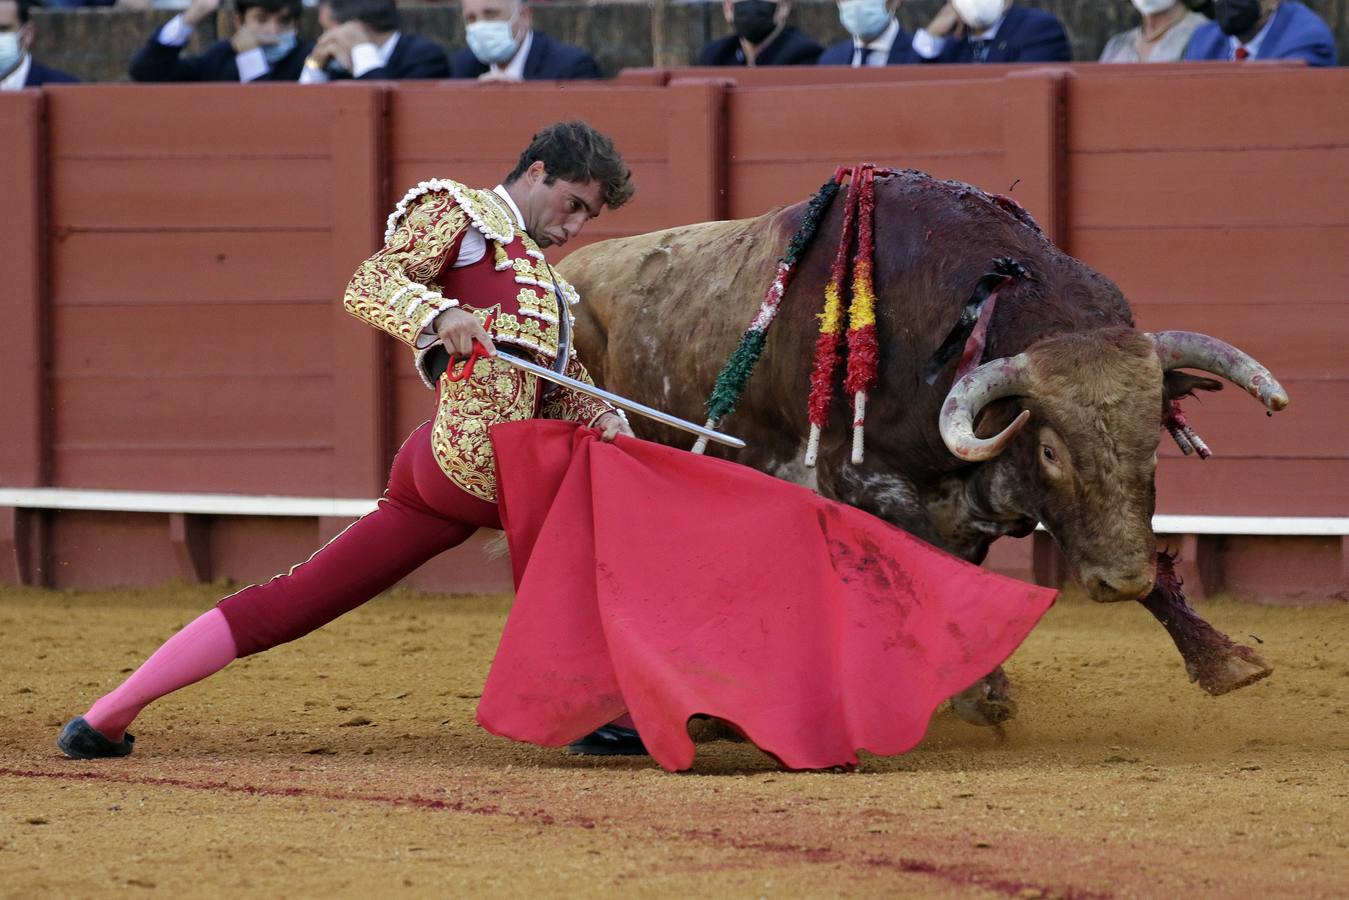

{"left": 130, "top": 0, "right": 312, "bottom": 82}
{"left": 301, "top": 0, "right": 449, "bottom": 82}
{"left": 818, "top": 0, "right": 918, "bottom": 66}
{"left": 912, "top": 1, "right": 1071, "bottom": 63}
{"left": 1184, "top": 0, "right": 1336, "bottom": 66}
{"left": 699, "top": 0, "right": 823, "bottom": 66}
{"left": 1101, "top": 1, "right": 1207, "bottom": 63}
{"left": 449, "top": 0, "right": 600, "bottom": 81}
{"left": 1, "top": 0, "right": 80, "bottom": 89}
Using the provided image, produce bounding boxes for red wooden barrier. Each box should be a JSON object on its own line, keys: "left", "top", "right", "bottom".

{"left": 1066, "top": 69, "right": 1349, "bottom": 517}
{"left": 616, "top": 60, "right": 1302, "bottom": 87}
{"left": 0, "top": 92, "right": 48, "bottom": 584}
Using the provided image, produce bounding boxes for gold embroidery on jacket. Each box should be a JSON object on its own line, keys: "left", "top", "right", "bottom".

{"left": 515, "top": 287, "right": 560, "bottom": 326}
{"left": 492, "top": 310, "right": 560, "bottom": 362}
{"left": 345, "top": 192, "right": 469, "bottom": 346}
{"left": 432, "top": 357, "right": 538, "bottom": 502}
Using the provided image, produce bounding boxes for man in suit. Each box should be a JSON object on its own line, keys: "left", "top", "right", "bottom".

{"left": 130, "top": 0, "right": 312, "bottom": 83}
{"left": 1185, "top": 0, "right": 1336, "bottom": 66}
{"left": 0, "top": 0, "right": 80, "bottom": 89}
{"left": 699, "top": 0, "right": 823, "bottom": 66}
{"left": 450, "top": 0, "right": 601, "bottom": 81}
{"left": 301, "top": 0, "right": 449, "bottom": 82}
{"left": 818, "top": 0, "right": 918, "bottom": 66}
{"left": 912, "top": 0, "right": 1071, "bottom": 64}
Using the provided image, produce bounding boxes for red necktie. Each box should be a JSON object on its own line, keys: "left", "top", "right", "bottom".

{"left": 1235, "top": 46, "right": 1250, "bottom": 61}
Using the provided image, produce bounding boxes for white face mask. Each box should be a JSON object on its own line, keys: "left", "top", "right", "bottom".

{"left": 1130, "top": 0, "right": 1176, "bottom": 14}
{"left": 951, "top": 0, "right": 1005, "bottom": 32}
{"left": 466, "top": 19, "right": 519, "bottom": 66}
{"left": 0, "top": 32, "right": 23, "bottom": 74}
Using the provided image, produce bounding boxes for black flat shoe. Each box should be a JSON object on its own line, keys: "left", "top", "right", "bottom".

{"left": 568, "top": 724, "right": 647, "bottom": 756}
{"left": 56, "top": 716, "right": 135, "bottom": 760}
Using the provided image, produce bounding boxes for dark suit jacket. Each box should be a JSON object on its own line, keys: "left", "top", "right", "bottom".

{"left": 1185, "top": 1, "right": 1337, "bottom": 67}
{"left": 925, "top": 6, "right": 1070, "bottom": 64}
{"left": 25, "top": 60, "right": 81, "bottom": 86}
{"left": 817, "top": 29, "right": 918, "bottom": 66}
{"left": 130, "top": 35, "right": 312, "bottom": 82}
{"left": 698, "top": 26, "right": 823, "bottom": 66}
{"left": 345, "top": 33, "right": 450, "bottom": 80}
{"left": 449, "top": 31, "right": 601, "bottom": 80}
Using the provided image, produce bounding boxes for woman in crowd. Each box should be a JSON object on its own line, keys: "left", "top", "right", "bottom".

{"left": 1100, "top": 0, "right": 1208, "bottom": 62}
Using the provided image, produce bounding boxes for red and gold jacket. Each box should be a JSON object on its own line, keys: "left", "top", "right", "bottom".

{"left": 343, "top": 179, "right": 614, "bottom": 503}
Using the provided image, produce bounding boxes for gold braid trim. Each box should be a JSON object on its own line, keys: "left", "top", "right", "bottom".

{"left": 541, "top": 357, "right": 618, "bottom": 428}
{"left": 432, "top": 356, "right": 538, "bottom": 502}
{"left": 345, "top": 191, "right": 469, "bottom": 347}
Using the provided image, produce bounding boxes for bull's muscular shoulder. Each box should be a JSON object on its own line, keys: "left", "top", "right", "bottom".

{"left": 383, "top": 178, "right": 515, "bottom": 245}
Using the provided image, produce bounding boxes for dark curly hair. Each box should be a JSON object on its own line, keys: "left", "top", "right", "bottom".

{"left": 504, "top": 121, "right": 635, "bottom": 211}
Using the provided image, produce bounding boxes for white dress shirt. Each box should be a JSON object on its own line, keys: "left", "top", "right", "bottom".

{"left": 157, "top": 13, "right": 270, "bottom": 82}
{"left": 490, "top": 29, "right": 533, "bottom": 80}
{"left": 912, "top": 15, "right": 1006, "bottom": 60}
{"left": 1, "top": 53, "right": 31, "bottom": 91}
{"left": 299, "top": 31, "right": 401, "bottom": 83}
{"left": 851, "top": 17, "right": 902, "bottom": 67}
{"left": 1228, "top": 13, "right": 1276, "bottom": 59}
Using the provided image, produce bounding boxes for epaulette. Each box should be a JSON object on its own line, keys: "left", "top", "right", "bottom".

{"left": 384, "top": 178, "right": 515, "bottom": 245}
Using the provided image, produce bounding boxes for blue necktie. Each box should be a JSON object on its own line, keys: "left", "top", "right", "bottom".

{"left": 970, "top": 39, "right": 991, "bottom": 63}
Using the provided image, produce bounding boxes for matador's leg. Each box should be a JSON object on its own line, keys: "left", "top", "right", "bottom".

{"left": 67, "top": 424, "right": 490, "bottom": 752}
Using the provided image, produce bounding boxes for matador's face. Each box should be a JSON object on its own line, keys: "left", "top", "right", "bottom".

{"left": 512, "top": 160, "right": 604, "bottom": 249}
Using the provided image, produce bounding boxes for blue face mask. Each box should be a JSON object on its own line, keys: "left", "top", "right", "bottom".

{"left": 262, "top": 30, "right": 298, "bottom": 65}
{"left": 838, "top": 0, "right": 891, "bottom": 42}
{"left": 466, "top": 20, "right": 519, "bottom": 66}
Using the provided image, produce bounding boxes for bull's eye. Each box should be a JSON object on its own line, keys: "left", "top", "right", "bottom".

{"left": 1042, "top": 446, "right": 1056, "bottom": 463}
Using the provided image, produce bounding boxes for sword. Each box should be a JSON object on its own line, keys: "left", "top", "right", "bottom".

{"left": 442, "top": 324, "right": 746, "bottom": 450}
{"left": 495, "top": 353, "right": 746, "bottom": 450}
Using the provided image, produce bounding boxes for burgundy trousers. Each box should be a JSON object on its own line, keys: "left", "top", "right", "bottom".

{"left": 218, "top": 421, "right": 501, "bottom": 657}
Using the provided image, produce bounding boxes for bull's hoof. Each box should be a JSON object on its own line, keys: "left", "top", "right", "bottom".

{"left": 1189, "top": 644, "right": 1274, "bottom": 696}
{"left": 951, "top": 673, "right": 1018, "bottom": 727}
{"left": 686, "top": 715, "right": 749, "bottom": 743}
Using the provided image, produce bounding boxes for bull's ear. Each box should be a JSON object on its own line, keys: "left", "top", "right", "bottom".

{"left": 1164, "top": 371, "right": 1223, "bottom": 402}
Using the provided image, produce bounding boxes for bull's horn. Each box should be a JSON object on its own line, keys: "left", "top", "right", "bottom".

{"left": 939, "top": 355, "right": 1034, "bottom": 461}
{"left": 1148, "top": 331, "right": 1289, "bottom": 412}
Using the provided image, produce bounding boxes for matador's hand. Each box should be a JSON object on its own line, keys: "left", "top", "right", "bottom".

{"left": 596, "top": 411, "right": 634, "bottom": 443}
{"left": 433, "top": 308, "right": 496, "bottom": 358}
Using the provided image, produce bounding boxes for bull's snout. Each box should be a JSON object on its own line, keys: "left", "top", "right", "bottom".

{"left": 1080, "top": 568, "right": 1154, "bottom": 603}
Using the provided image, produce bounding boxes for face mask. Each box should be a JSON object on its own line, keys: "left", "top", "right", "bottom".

{"left": 0, "top": 32, "right": 23, "bottom": 73}
{"left": 839, "top": 0, "right": 891, "bottom": 41}
{"left": 732, "top": 0, "right": 779, "bottom": 46}
{"left": 262, "top": 30, "right": 297, "bottom": 64}
{"left": 951, "top": 0, "right": 1004, "bottom": 32}
{"left": 466, "top": 19, "right": 519, "bottom": 65}
{"left": 1215, "top": 0, "right": 1262, "bottom": 36}
{"left": 1130, "top": 0, "right": 1175, "bottom": 14}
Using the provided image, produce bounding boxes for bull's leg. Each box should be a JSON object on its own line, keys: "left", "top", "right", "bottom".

{"left": 1141, "top": 552, "right": 1272, "bottom": 695}
{"left": 950, "top": 664, "right": 1018, "bottom": 727}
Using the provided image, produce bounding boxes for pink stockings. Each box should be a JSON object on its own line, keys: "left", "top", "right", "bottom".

{"left": 84, "top": 608, "right": 237, "bottom": 741}
{"left": 81, "top": 421, "right": 498, "bottom": 740}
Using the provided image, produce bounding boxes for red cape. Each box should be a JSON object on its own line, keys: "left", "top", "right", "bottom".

{"left": 478, "top": 421, "right": 1056, "bottom": 771}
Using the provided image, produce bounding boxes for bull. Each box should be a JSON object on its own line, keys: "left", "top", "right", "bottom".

{"left": 557, "top": 169, "right": 1285, "bottom": 726}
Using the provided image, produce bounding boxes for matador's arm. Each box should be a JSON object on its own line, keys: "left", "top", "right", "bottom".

{"left": 540, "top": 356, "right": 624, "bottom": 427}
{"left": 343, "top": 190, "right": 469, "bottom": 348}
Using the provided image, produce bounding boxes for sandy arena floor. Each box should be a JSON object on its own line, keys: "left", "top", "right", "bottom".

{"left": 0, "top": 583, "right": 1345, "bottom": 898}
